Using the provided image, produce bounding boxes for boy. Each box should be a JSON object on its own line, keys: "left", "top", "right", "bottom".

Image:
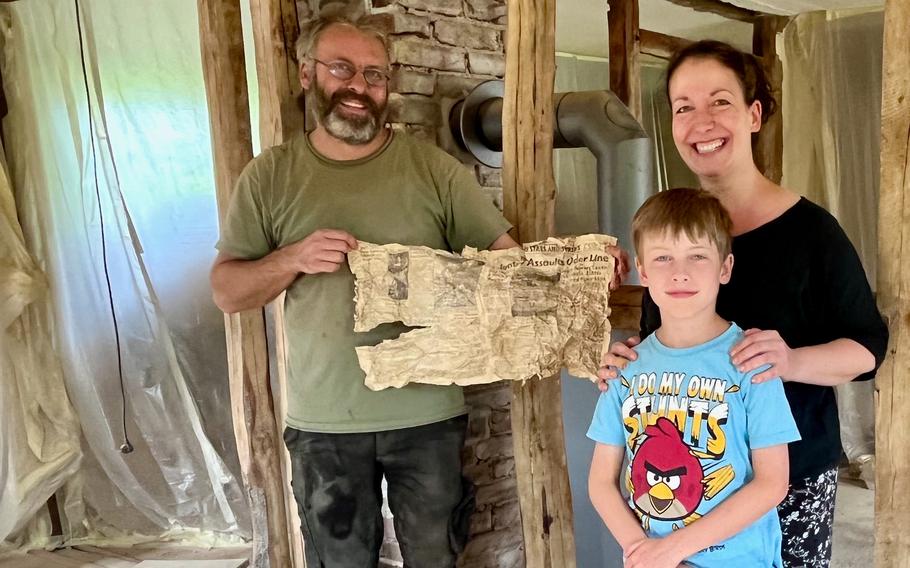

{"left": 587, "top": 188, "right": 800, "bottom": 568}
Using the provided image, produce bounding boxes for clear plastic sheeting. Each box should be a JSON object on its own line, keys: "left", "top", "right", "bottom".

{"left": 0, "top": 152, "right": 82, "bottom": 548}
{"left": 781, "top": 9, "right": 883, "bottom": 286}
{"left": 1, "top": 0, "right": 249, "bottom": 547}
{"left": 781, "top": 10, "right": 883, "bottom": 462}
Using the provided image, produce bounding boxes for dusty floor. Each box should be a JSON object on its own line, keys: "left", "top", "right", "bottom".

{"left": 0, "top": 479, "right": 873, "bottom": 568}
{"left": 831, "top": 480, "right": 874, "bottom": 568}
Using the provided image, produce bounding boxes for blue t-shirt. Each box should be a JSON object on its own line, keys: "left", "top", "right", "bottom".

{"left": 588, "top": 323, "right": 800, "bottom": 568}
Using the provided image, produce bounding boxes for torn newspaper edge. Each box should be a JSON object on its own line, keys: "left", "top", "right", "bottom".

{"left": 349, "top": 234, "right": 617, "bottom": 391}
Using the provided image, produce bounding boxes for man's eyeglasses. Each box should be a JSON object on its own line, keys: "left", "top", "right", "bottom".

{"left": 311, "top": 58, "right": 391, "bottom": 87}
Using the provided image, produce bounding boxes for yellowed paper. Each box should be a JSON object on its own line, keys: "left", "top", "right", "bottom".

{"left": 349, "top": 234, "right": 616, "bottom": 390}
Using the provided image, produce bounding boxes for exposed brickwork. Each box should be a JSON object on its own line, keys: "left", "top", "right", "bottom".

{"left": 398, "top": 0, "right": 463, "bottom": 16}
{"left": 392, "top": 39, "right": 467, "bottom": 72}
{"left": 380, "top": 1, "right": 507, "bottom": 158}
{"left": 476, "top": 165, "right": 502, "bottom": 188}
{"left": 457, "top": 517, "right": 524, "bottom": 568}
{"left": 388, "top": 93, "right": 440, "bottom": 126}
{"left": 464, "top": 0, "right": 507, "bottom": 22}
{"left": 437, "top": 73, "right": 485, "bottom": 98}
{"left": 391, "top": 69, "right": 436, "bottom": 95}
{"left": 492, "top": 499, "right": 520, "bottom": 531}
{"left": 434, "top": 19, "right": 501, "bottom": 51}
{"left": 460, "top": 383, "right": 523, "bottom": 566}
{"left": 386, "top": 10, "right": 431, "bottom": 35}
{"left": 467, "top": 51, "right": 505, "bottom": 77}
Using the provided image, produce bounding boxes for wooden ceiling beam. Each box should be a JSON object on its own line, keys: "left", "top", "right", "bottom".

{"left": 640, "top": 29, "right": 691, "bottom": 60}
{"left": 661, "top": 0, "right": 760, "bottom": 23}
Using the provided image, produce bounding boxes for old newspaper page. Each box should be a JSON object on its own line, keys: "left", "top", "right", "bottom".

{"left": 349, "top": 234, "right": 616, "bottom": 390}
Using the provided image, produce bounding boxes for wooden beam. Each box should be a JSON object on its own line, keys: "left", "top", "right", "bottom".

{"left": 662, "top": 0, "right": 758, "bottom": 23}
{"left": 197, "top": 2, "right": 293, "bottom": 567}
{"left": 247, "top": 1, "right": 306, "bottom": 565}
{"left": 607, "top": 0, "right": 642, "bottom": 121}
{"left": 639, "top": 29, "right": 690, "bottom": 60}
{"left": 249, "top": 0, "right": 304, "bottom": 147}
{"left": 502, "top": 0, "right": 576, "bottom": 566}
{"left": 876, "top": 0, "right": 910, "bottom": 563}
{"left": 752, "top": 15, "right": 788, "bottom": 184}
{"left": 610, "top": 285, "right": 644, "bottom": 331}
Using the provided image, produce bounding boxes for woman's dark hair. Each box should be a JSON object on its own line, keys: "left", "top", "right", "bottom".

{"left": 665, "top": 40, "right": 777, "bottom": 124}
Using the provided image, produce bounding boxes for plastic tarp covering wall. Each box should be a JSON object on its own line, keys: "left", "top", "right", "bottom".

{"left": 781, "top": 9, "right": 883, "bottom": 463}
{"left": 0, "top": 151, "right": 82, "bottom": 548}
{"left": 1, "top": 0, "right": 249, "bottom": 546}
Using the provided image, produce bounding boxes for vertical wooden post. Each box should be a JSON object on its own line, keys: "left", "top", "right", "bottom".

{"left": 502, "top": 1, "right": 576, "bottom": 566}
{"left": 875, "top": 0, "right": 910, "bottom": 563}
{"left": 607, "top": 0, "right": 641, "bottom": 121}
{"left": 249, "top": 0, "right": 304, "bottom": 148}
{"left": 752, "top": 15, "right": 788, "bottom": 184}
{"left": 248, "top": 1, "right": 306, "bottom": 565}
{"left": 197, "top": 1, "right": 293, "bottom": 567}
{"left": 606, "top": 0, "right": 645, "bottom": 337}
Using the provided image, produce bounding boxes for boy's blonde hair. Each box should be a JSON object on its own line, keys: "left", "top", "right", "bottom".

{"left": 632, "top": 188, "right": 732, "bottom": 258}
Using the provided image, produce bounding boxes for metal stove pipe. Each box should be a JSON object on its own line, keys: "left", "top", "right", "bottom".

{"left": 450, "top": 81, "right": 655, "bottom": 256}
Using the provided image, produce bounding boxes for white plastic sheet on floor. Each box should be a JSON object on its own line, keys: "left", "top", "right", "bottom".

{"left": 781, "top": 9, "right": 883, "bottom": 462}
{"left": 1, "top": 0, "right": 250, "bottom": 549}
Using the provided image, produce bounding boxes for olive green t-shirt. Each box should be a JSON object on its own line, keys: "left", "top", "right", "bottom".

{"left": 217, "top": 131, "right": 512, "bottom": 433}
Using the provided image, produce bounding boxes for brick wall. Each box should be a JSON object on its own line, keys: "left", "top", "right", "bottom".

{"left": 375, "top": 0, "right": 507, "bottom": 219}
{"left": 459, "top": 383, "right": 522, "bottom": 567}
{"left": 297, "top": 1, "right": 522, "bottom": 566}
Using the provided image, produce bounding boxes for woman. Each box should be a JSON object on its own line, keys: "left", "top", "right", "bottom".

{"left": 600, "top": 40, "right": 888, "bottom": 567}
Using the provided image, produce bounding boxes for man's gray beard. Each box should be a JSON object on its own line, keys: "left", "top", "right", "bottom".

{"left": 308, "top": 82, "right": 388, "bottom": 146}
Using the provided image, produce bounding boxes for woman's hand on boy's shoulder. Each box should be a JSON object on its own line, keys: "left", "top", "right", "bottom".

{"left": 597, "top": 336, "right": 641, "bottom": 392}
{"left": 729, "top": 328, "right": 794, "bottom": 383}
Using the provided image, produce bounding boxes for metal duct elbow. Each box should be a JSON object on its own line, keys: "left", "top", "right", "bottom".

{"left": 450, "top": 81, "right": 655, "bottom": 255}
{"left": 553, "top": 91, "right": 655, "bottom": 254}
{"left": 553, "top": 90, "right": 647, "bottom": 149}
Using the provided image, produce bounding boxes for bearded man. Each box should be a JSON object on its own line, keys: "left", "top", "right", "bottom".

{"left": 209, "top": 5, "right": 516, "bottom": 567}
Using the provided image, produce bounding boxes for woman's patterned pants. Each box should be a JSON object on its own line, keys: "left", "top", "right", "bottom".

{"left": 777, "top": 467, "right": 839, "bottom": 568}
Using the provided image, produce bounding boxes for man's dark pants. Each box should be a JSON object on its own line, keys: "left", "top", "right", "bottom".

{"left": 284, "top": 416, "right": 474, "bottom": 568}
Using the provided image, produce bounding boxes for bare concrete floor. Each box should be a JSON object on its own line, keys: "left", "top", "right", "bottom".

{"left": 832, "top": 480, "right": 874, "bottom": 568}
